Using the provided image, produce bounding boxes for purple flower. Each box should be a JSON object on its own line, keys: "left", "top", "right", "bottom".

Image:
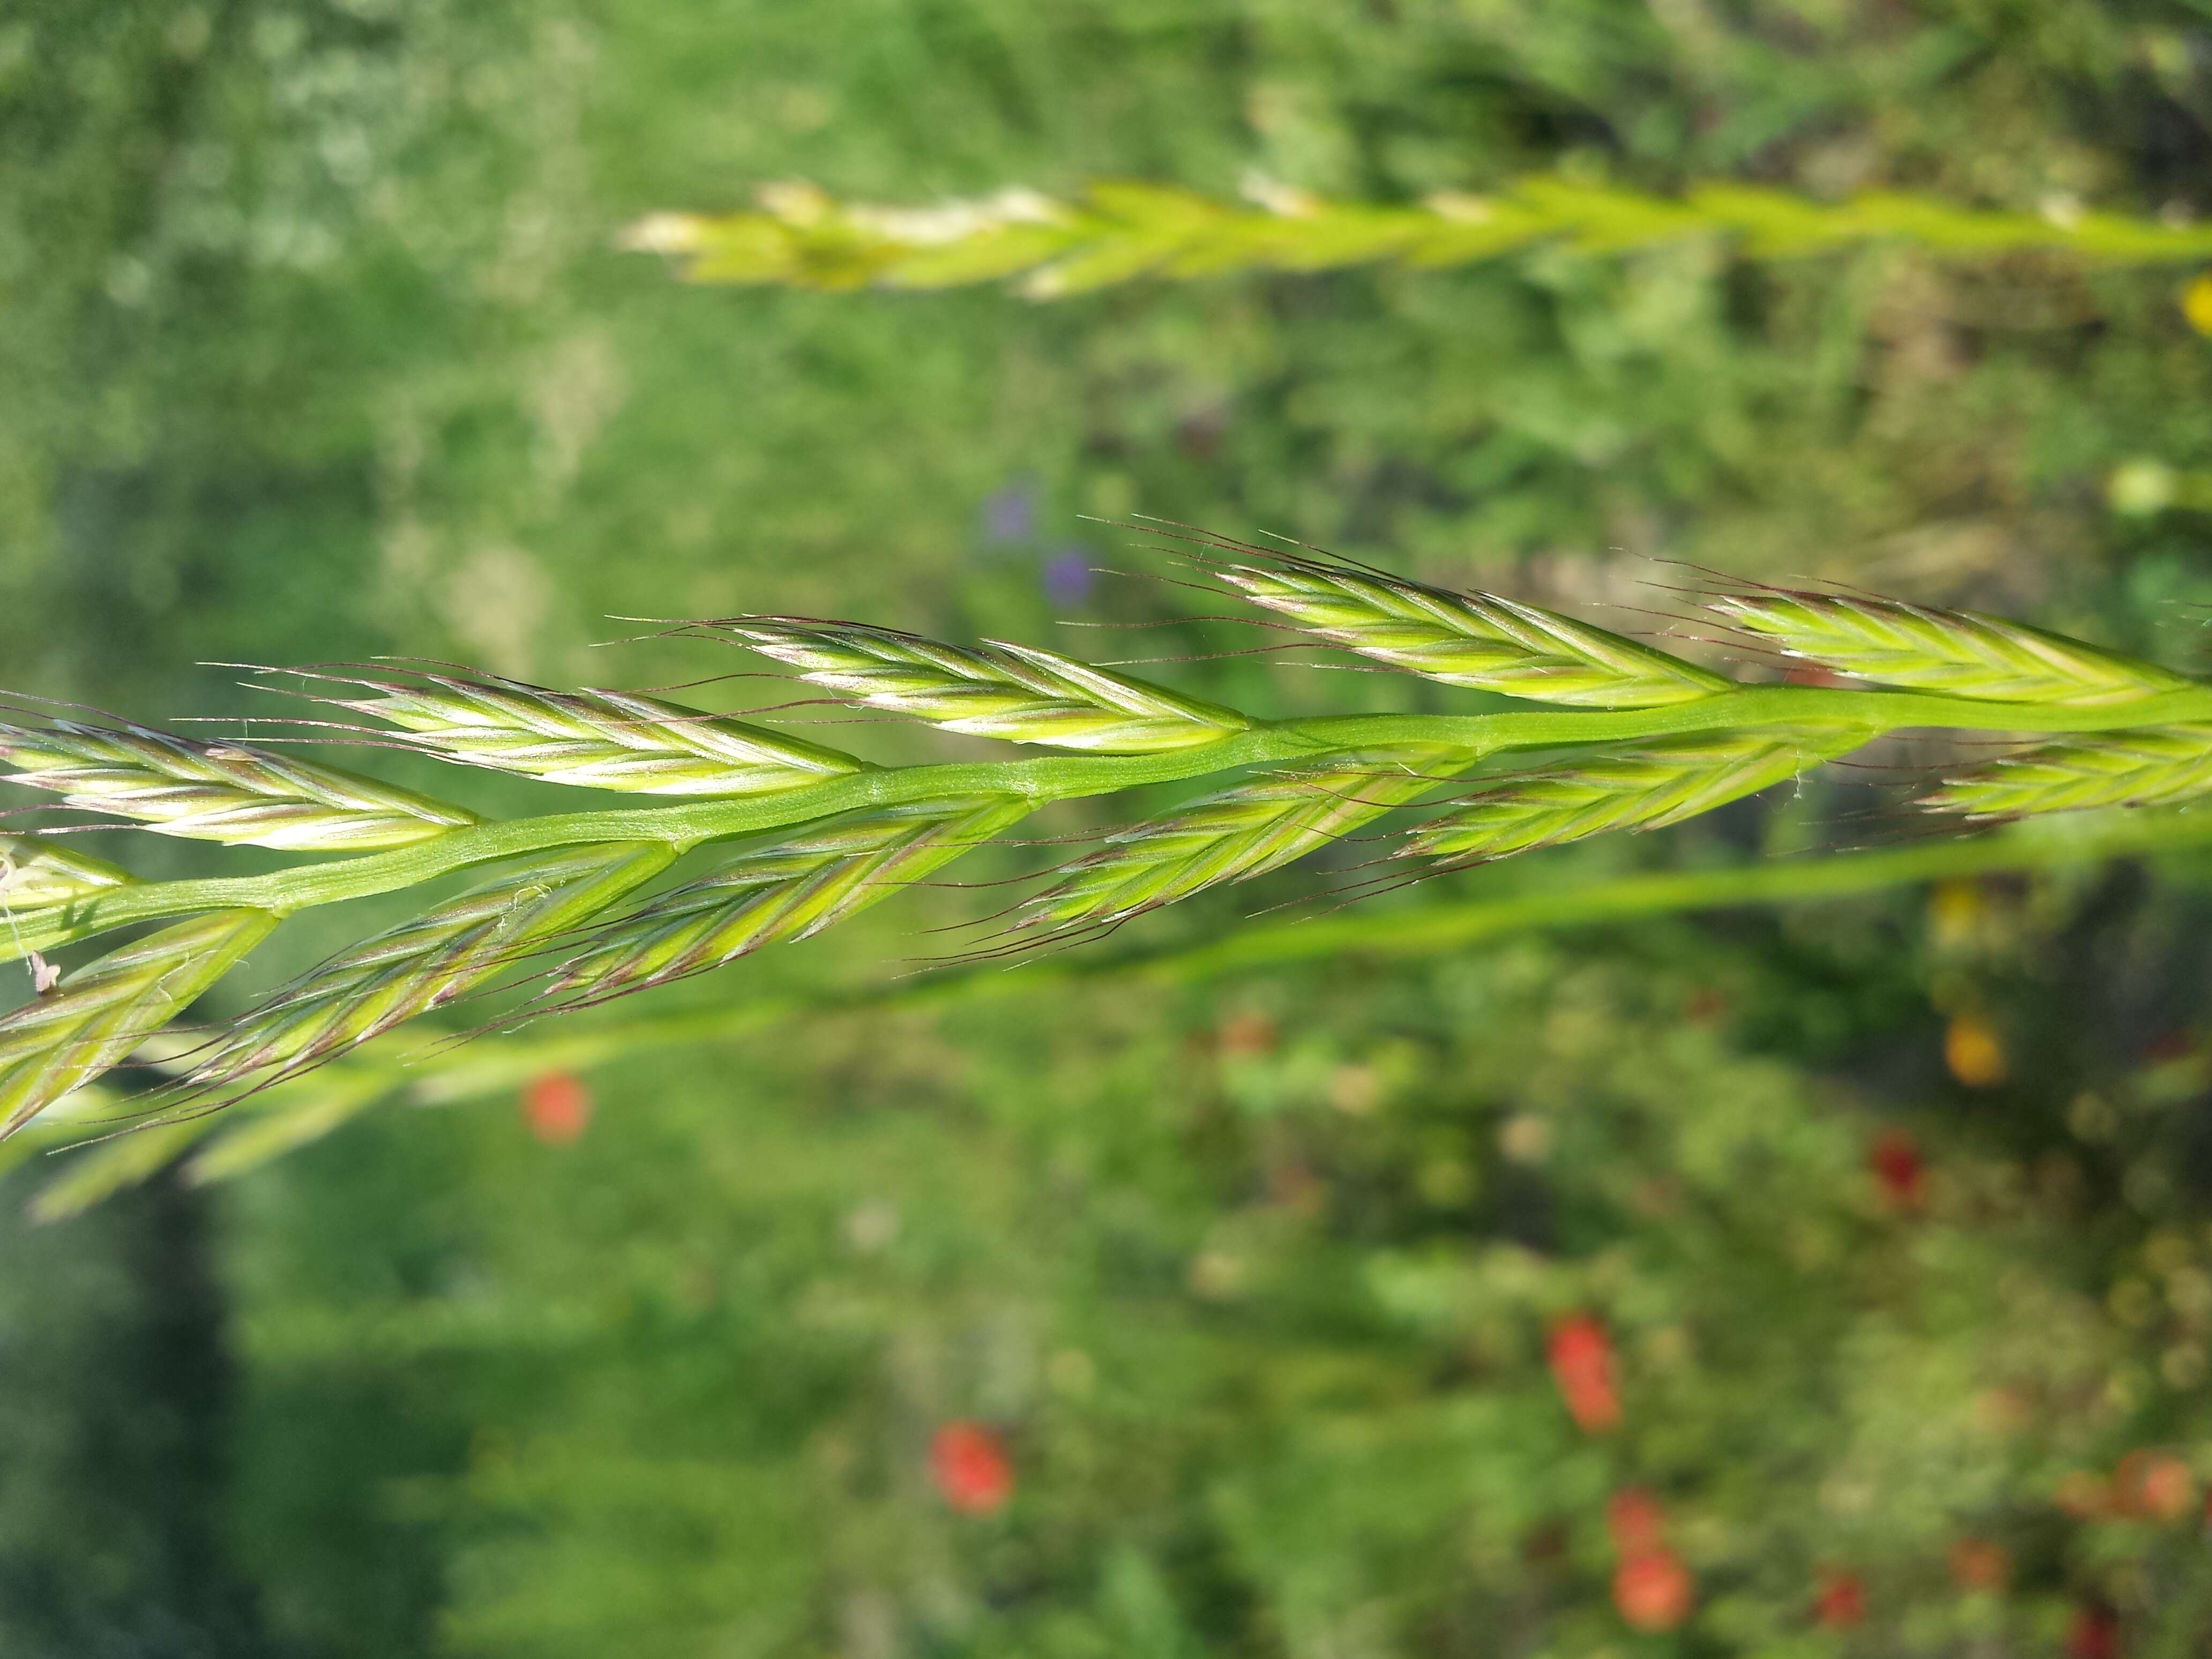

{"left": 981, "top": 482, "right": 1038, "bottom": 545}
{"left": 1043, "top": 548, "right": 1094, "bottom": 609}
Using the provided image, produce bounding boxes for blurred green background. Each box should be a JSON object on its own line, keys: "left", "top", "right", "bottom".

{"left": 9, "top": 2, "right": 2212, "bottom": 1653}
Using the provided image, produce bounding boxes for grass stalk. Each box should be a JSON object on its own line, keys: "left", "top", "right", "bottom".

{"left": 16, "top": 686, "right": 2212, "bottom": 958}
{"left": 622, "top": 176, "right": 2212, "bottom": 297}
{"left": 8, "top": 549, "right": 2212, "bottom": 1148}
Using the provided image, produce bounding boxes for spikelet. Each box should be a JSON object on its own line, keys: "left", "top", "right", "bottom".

{"left": 1922, "top": 726, "right": 2212, "bottom": 819}
{"left": 550, "top": 796, "right": 1027, "bottom": 1002}
{"left": 183, "top": 842, "right": 673, "bottom": 1093}
{"left": 1708, "top": 590, "right": 2192, "bottom": 707}
{"left": 0, "top": 833, "right": 133, "bottom": 910}
{"left": 628, "top": 178, "right": 2212, "bottom": 297}
{"left": 1212, "top": 558, "right": 1728, "bottom": 707}
{"left": 0, "top": 713, "right": 475, "bottom": 849}
{"left": 1404, "top": 728, "right": 1858, "bottom": 865}
{"left": 319, "top": 669, "right": 865, "bottom": 795}
{"left": 1021, "top": 745, "right": 1474, "bottom": 932}
{"left": 708, "top": 619, "right": 1249, "bottom": 751}
{"left": 0, "top": 909, "right": 275, "bottom": 1136}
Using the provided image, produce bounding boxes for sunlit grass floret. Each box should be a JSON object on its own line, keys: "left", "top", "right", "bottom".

{"left": 0, "top": 711, "right": 474, "bottom": 849}
{"left": 1212, "top": 556, "right": 1727, "bottom": 708}
{"left": 1404, "top": 728, "right": 1864, "bottom": 864}
{"left": 705, "top": 618, "right": 1250, "bottom": 751}
{"left": 1022, "top": 746, "right": 1475, "bottom": 934}
{"left": 314, "top": 668, "right": 869, "bottom": 796}
{"left": 1708, "top": 589, "right": 2189, "bottom": 707}
{"left": 549, "top": 796, "right": 1029, "bottom": 1004}
{"left": 0, "top": 910, "right": 274, "bottom": 1135}
{"left": 1924, "top": 726, "right": 2212, "bottom": 819}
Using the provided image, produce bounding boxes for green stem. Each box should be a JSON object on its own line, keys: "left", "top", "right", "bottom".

{"left": 18, "top": 684, "right": 2212, "bottom": 955}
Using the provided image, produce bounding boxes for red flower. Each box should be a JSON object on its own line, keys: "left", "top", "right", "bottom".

{"left": 1547, "top": 1313, "right": 1621, "bottom": 1433}
{"left": 1814, "top": 1570, "right": 1866, "bottom": 1630}
{"left": 1614, "top": 1548, "right": 1694, "bottom": 1632}
{"left": 1606, "top": 1487, "right": 1665, "bottom": 1555}
{"left": 929, "top": 1421, "right": 1014, "bottom": 1515}
{"left": 1869, "top": 1130, "right": 1923, "bottom": 1208}
{"left": 2068, "top": 1604, "right": 2119, "bottom": 1659}
{"left": 1947, "top": 1536, "right": 2010, "bottom": 1591}
{"left": 521, "top": 1072, "right": 591, "bottom": 1145}
{"left": 2113, "top": 1451, "right": 2194, "bottom": 1521}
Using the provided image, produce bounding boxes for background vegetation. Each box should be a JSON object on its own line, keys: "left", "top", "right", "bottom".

{"left": 7, "top": 0, "right": 2212, "bottom": 1653}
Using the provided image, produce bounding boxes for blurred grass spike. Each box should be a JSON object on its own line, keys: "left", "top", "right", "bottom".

{"left": 1022, "top": 746, "right": 1475, "bottom": 935}
{"left": 0, "top": 909, "right": 275, "bottom": 1137}
{"left": 310, "top": 666, "right": 867, "bottom": 795}
{"left": 549, "top": 796, "right": 1030, "bottom": 1003}
{"left": 625, "top": 176, "right": 2212, "bottom": 296}
{"left": 1404, "top": 728, "right": 1865, "bottom": 865}
{"left": 704, "top": 617, "right": 1250, "bottom": 751}
{"left": 181, "top": 843, "right": 674, "bottom": 1098}
{"left": 1707, "top": 589, "right": 2191, "bottom": 707}
{"left": 1201, "top": 545, "right": 1727, "bottom": 707}
{"left": 1924, "top": 727, "right": 2212, "bottom": 819}
{"left": 0, "top": 709, "right": 475, "bottom": 849}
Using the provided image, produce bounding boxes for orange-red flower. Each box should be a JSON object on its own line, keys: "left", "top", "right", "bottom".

{"left": 2067, "top": 1603, "right": 2119, "bottom": 1659}
{"left": 521, "top": 1072, "right": 592, "bottom": 1145}
{"left": 1814, "top": 1569, "right": 1865, "bottom": 1629}
{"left": 929, "top": 1421, "right": 1014, "bottom": 1515}
{"left": 2112, "top": 1451, "right": 2194, "bottom": 1521}
{"left": 1869, "top": 1129, "right": 1923, "bottom": 1208}
{"left": 1547, "top": 1313, "right": 1621, "bottom": 1434}
{"left": 1947, "top": 1536, "right": 2011, "bottom": 1591}
{"left": 1613, "top": 1548, "right": 1694, "bottom": 1632}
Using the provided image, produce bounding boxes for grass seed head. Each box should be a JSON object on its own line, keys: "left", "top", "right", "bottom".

{"left": 185, "top": 842, "right": 675, "bottom": 1093}
{"left": 329, "top": 671, "right": 866, "bottom": 795}
{"left": 0, "top": 909, "right": 276, "bottom": 1137}
{"left": 1923, "top": 724, "right": 2212, "bottom": 819}
{"left": 551, "top": 796, "right": 1028, "bottom": 1001}
{"left": 1405, "top": 727, "right": 1862, "bottom": 865}
{"left": 1709, "top": 590, "right": 2191, "bottom": 707}
{"left": 1212, "top": 559, "right": 1729, "bottom": 707}
{"left": 710, "top": 619, "right": 1250, "bottom": 751}
{"left": 1023, "top": 745, "right": 1477, "bottom": 932}
{"left": 0, "top": 714, "right": 475, "bottom": 849}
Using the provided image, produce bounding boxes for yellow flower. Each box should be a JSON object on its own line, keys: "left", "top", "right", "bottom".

{"left": 2183, "top": 271, "right": 2212, "bottom": 337}
{"left": 1945, "top": 1015, "right": 2009, "bottom": 1089}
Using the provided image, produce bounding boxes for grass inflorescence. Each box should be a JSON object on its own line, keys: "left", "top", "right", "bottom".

{"left": 3, "top": 533, "right": 2211, "bottom": 1165}
{"left": 622, "top": 176, "right": 2212, "bottom": 298}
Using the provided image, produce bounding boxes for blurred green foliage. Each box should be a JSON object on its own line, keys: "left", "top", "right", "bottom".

{"left": 7, "top": 0, "right": 2212, "bottom": 1653}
